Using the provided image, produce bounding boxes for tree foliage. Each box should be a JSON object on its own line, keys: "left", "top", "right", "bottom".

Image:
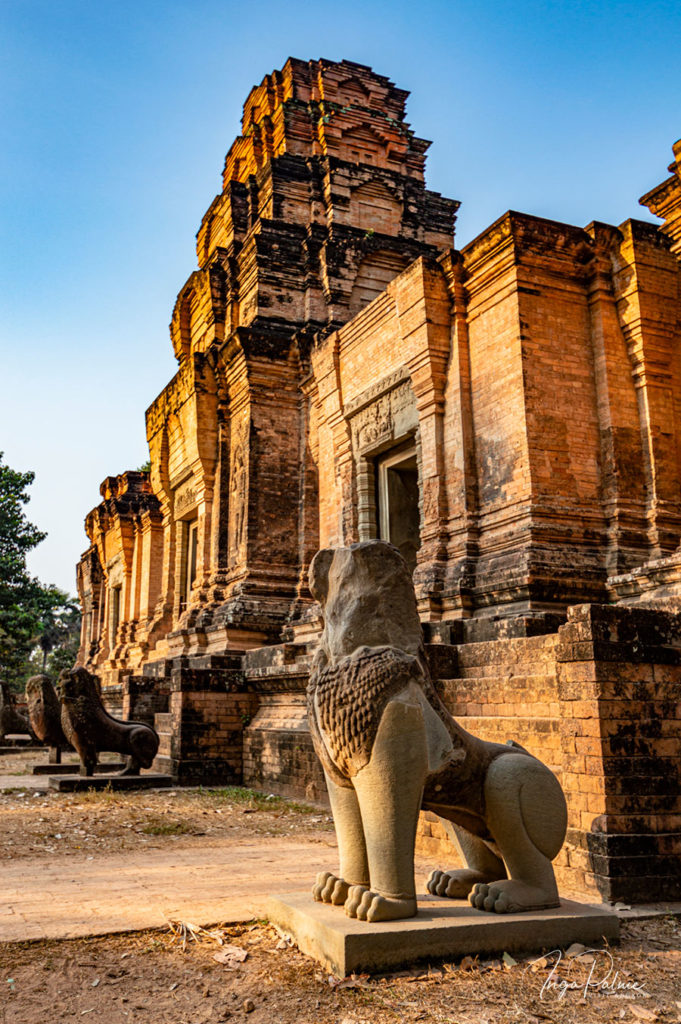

{"left": 0, "top": 453, "right": 80, "bottom": 690}
{"left": 36, "top": 588, "right": 81, "bottom": 677}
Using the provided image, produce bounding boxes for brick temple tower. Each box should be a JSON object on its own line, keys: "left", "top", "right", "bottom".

{"left": 78, "top": 58, "right": 458, "bottom": 680}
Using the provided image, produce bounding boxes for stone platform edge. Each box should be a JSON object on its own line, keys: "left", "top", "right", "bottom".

{"left": 33, "top": 762, "right": 126, "bottom": 775}
{"left": 48, "top": 773, "right": 172, "bottom": 792}
{"left": 267, "top": 892, "right": 620, "bottom": 977}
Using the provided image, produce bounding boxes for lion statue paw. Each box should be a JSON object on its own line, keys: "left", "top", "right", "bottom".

{"left": 470, "top": 879, "right": 559, "bottom": 914}
{"left": 344, "top": 886, "right": 417, "bottom": 922}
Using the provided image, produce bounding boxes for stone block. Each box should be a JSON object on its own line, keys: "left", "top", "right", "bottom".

{"left": 32, "top": 761, "right": 126, "bottom": 775}
{"left": 48, "top": 773, "right": 172, "bottom": 792}
{"left": 267, "top": 893, "right": 619, "bottom": 977}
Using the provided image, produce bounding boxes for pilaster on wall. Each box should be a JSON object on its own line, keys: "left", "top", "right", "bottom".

{"left": 448, "top": 214, "right": 536, "bottom": 623}
{"left": 288, "top": 370, "right": 322, "bottom": 620}
{"left": 309, "top": 330, "right": 355, "bottom": 547}
{"left": 202, "top": 402, "right": 231, "bottom": 604}
{"left": 584, "top": 222, "right": 649, "bottom": 574}
{"left": 394, "top": 258, "right": 452, "bottom": 613}
{"left": 438, "top": 250, "right": 480, "bottom": 617}
{"left": 611, "top": 220, "right": 681, "bottom": 558}
{"left": 556, "top": 603, "right": 681, "bottom": 902}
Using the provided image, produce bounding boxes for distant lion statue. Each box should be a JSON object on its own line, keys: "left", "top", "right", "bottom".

{"left": 58, "top": 667, "right": 159, "bottom": 777}
{"left": 25, "top": 674, "right": 71, "bottom": 762}
{"left": 0, "top": 681, "right": 36, "bottom": 742}
{"left": 307, "top": 540, "right": 567, "bottom": 923}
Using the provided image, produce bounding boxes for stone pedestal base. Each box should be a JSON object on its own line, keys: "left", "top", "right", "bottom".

{"left": 33, "top": 761, "right": 126, "bottom": 775}
{"left": 48, "top": 773, "right": 172, "bottom": 792}
{"left": 0, "top": 744, "right": 43, "bottom": 755}
{"left": 267, "top": 893, "right": 619, "bottom": 977}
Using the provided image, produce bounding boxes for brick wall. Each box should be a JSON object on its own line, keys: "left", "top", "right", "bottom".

{"left": 243, "top": 693, "right": 325, "bottom": 802}
{"left": 417, "top": 634, "right": 574, "bottom": 891}
{"left": 151, "top": 655, "right": 258, "bottom": 785}
{"left": 122, "top": 675, "right": 169, "bottom": 727}
{"left": 241, "top": 644, "right": 325, "bottom": 801}
{"left": 555, "top": 603, "right": 681, "bottom": 901}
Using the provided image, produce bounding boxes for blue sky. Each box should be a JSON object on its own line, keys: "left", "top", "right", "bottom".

{"left": 1, "top": 0, "right": 680, "bottom": 593}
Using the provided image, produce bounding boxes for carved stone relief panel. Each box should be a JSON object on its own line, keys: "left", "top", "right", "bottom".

{"left": 175, "top": 479, "right": 198, "bottom": 519}
{"left": 338, "top": 460, "right": 357, "bottom": 544}
{"left": 346, "top": 374, "right": 420, "bottom": 543}
{"left": 355, "top": 394, "right": 392, "bottom": 451}
{"left": 228, "top": 421, "right": 249, "bottom": 566}
{"left": 348, "top": 377, "right": 418, "bottom": 457}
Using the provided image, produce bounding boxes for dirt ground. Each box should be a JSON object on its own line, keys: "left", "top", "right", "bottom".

{"left": 0, "top": 752, "right": 334, "bottom": 861}
{"left": 2, "top": 752, "right": 681, "bottom": 1023}
{"left": 2, "top": 917, "right": 681, "bottom": 1024}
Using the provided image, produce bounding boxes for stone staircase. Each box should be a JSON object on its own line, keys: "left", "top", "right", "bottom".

{"left": 437, "top": 633, "right": 562, "bottom": 776}
{"left": 241, "top": 643, "right": 325, "bottom": 802}
{"left": 419, "top": 632, "right": 566, "bottom": 873}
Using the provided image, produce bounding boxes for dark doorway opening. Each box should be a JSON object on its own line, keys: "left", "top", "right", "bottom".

{"left": 376, "top": 446, "right": 420, "bottom": 573}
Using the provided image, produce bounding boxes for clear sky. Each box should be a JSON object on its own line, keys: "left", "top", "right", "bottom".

{"left": 1, "top": 0, "right": 680, "bottom": 594}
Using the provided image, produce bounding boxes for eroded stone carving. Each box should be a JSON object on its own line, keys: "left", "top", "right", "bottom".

{"left": 229, "top": 431, "right": 247, "bottom": 564}
{"left": 175, "top": 482, "right": 198, "bottom": 516}
{"left": 0, "top": 682, "right": 35, "bottom": 742}
{"left": 26, "top": 674, "right": 70, "bottom": 762}
{"left": 58, "top": 667, "right": 159, "bottom": 776}
{"left": 350, "top": 380, "right": 416, "bottom": 456}
{"left": 307, "top": 540, "right": 567, "bottom": 922}
{"left": 343, "top": 366, "right": 410, "bottom": 419}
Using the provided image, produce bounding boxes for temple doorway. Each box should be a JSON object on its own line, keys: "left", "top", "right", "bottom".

{"left": 376, "top": 445, "right": 420, "bottom": 573}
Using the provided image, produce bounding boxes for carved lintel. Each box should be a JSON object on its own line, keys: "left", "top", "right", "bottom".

{"left": 175, "top": 481, "right": 198, "bottom": 518}
{"left": 349, "top": 379, "right": 417, "bottom": 455}
{"left": 343, "top": 366, "right": 410, "bottom": 419}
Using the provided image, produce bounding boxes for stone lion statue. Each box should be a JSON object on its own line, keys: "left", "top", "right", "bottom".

{"left": 58, "top": 667, "right": 159, "bottom": 777}
{"left": 26, "top": 674, "right": 71, "bottom": 759}
{"left": 0, "top": 681, "right": 36, "bottom": 742}
{"left": 307, "top": 540, "right": 567, "bottom": 923}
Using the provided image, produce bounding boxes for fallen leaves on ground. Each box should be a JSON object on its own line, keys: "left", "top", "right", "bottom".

{"left": 212, "top": 945, "right": 249, "bottom": 967}
{"left": 2, "top": 916, "right": 681, "bottom": 1024}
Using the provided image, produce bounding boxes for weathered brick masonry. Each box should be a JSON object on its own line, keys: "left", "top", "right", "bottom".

{"left": 76, "top": 57, "right": 681, "bottom": 902}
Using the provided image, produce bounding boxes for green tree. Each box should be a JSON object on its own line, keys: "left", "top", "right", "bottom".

{"left": 0, "top": 454, "right": 82, "bottom": 691}
{"left": 0, "top": 453, "right": 47, "bottom": 688}
{"left": 36, "top": 587, "right": 81, "bottom": 677}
